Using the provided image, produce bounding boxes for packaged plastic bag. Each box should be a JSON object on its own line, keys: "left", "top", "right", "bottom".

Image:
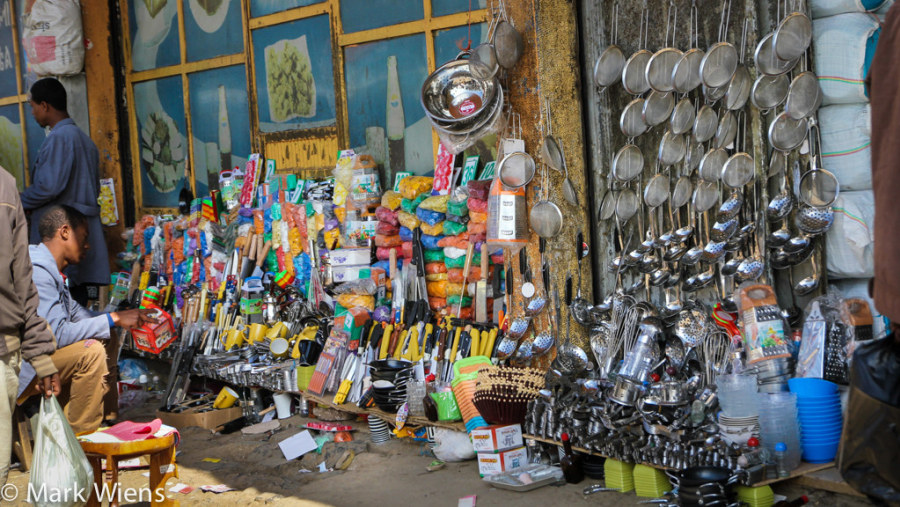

{"left": 22, "top": 0, "right": 85, "bottom": 76}
{"left": 29, "top": 396, "right": 93, "bottom": 507}
{"left": 446, "top": 282, "right": 465, "bottom": 297}
{"left": 401, "top": 241, "right": 414, "bottom": 259}
{"left": 397, "top": 211, "right": 420, "bottom": 230}
{"left": 401, "top": 194, "right": 429, "bottom": 213}
{"left": 427, "top": 281, "right": 449, "bottom": 298}
{"left": 416, "top": 207, "right": 446, "bottom": 226}
{"left": 375, "top": 220, "right": 399, "bottom": 236}
{"left": 425, "top": 262, "right": 447, "bottom": 274}
{"left": 443, "top": 246, "right": 466, "bottom": 259}
{"left": 381, "top": 190, "right": 402, "bottom": 210}
{"left": 375, "top": 206, "right": 399, "bottom": 226}
{"left": 376, "top": 245, "right": 403, "bottom": 261}
{"left": 438, "top": 234, "right": 469, "bottom": 248}
{"left": 469, "top": 210, "right": 488, "bottom": 224}
{"left": 419, "top": 195, "right": 450, "bottom": 212}
{"left": 467, "top": 222, "right": 487, "bottom": 235}
{"left": 336, "top": 294, "right": 375, "bottom": 311}
{"left": 467, "top": 179, "right": 491, "bottom": 201}
{"left": 424, "top": 250, "right": 445, "bottom": 263}
{"left": 429, "top": 297, "right": 448, "bottom": 310}
{"left": 445, "top": 213, "right": 469, "bottom": 224}
{"left": 421, "top": 234, "right": 445, "bottom": 250}
{"left": 421, "top": 222, "right": 444, "bottom": 236}
{"left": 399, "top": 226, "right": 413, "bottom": 242}
{"left": 443, "top": 221, "right": 467, "bottom": 236}
{"left": 399, "top": 176, "right": 433, "bottom": 199}
{"left": 374, "top": 234, "right": 402, "bottom": 248}
{"left": 467, "top": 198, "right": 488, "bottom": 214}
{"left": 426, "top": 273, "right": 448, "bottom": 282}
{"left": 447, "top": 294, "right": 472, "bottom": 306}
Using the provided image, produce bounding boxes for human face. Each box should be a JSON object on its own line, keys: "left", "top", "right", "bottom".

{"left": 29, "top": 99, "right": 50, "bottom": 128}
{"left": 60, "top": 223, "right": 90, "bottom": 265}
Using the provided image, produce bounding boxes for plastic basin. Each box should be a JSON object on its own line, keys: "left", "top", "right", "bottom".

{"left": 801, "top": 440, "right": 840, "bottom": 463}
{"left": 789, "top": 378, "right": 838, "bottom": 397}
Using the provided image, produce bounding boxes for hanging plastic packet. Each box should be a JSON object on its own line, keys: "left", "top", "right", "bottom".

{"left": 486, "top": 177, "right": 527, "bottom": 254}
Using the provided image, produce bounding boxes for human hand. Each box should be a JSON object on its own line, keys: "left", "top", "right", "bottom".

{"left": 111, "top": 308, "right": 159, "bottom": 329}
{"left": 36, "top": 373, "right": 61, "bottom": 398}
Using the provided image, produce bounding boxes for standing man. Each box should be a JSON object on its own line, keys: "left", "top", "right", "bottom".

{"left": 0, "top": 166, "right": 60, "bottom": 485}
{"left": 20, "top": 77, "right": 117, "bottom": 421}
{"left": 20, "top": 77, "right": 110, "bottom": 306}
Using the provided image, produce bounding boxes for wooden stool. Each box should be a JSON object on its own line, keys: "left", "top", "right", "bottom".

{"left": 79, "top": 433, "right": 178, "bottom": 507}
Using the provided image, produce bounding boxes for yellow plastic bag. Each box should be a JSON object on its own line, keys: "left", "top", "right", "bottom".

{"left": 336, "top": 294, "right": 375, "bottom": 311}
{"left": 419, "top": 195, "right": 449, "bottom": 212}
{"left": 399, "top": 176, "right": 434, "bottom": 200}
{"left": 381, "top": 190, "right": 403, "bottom": 210}
{"left": 397, "top": 211, "right": 421, "bottom": 230}
{"left": 421, "top": 222, "right": 444, "bottom": 236}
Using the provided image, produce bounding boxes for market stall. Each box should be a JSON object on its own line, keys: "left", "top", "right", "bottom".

{"left": 98, "top": 0, "right": 892, "bottom": 504}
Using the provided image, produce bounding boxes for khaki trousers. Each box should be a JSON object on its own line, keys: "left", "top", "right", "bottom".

{"left": 19, "top": 340, "right": 108, "bottom": 435}
{"left": 0, "top": 350, "right": 19, "bottom": 486}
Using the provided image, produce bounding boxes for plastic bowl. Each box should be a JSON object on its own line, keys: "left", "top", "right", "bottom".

{"left": 798, "top": 411, "right": 843, "bottom": 423}
{"left": 802, "top": 428, "right": 843, "bottom": 439}
{"left": 789, "top": 378, "right": 838, "bottom": 397}
{"left": 795, "top": 395, "right": 840, "bottom": 405}
{"left": 801, "top": 441, "right": 840, "bottom": 463}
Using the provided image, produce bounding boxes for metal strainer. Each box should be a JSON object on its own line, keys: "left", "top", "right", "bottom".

{"left": 700, "top": 0, "right": 738, "bottom": 88}
{"left": 594, "top": 1, "right": 626, "bottom": 88}
{"left": 774, "top": 8, "right": 812, "bottom": 62}
{"left": 613, "top": 144, "right": 644, "bottom": 182}
{"left": 672, "top": 1, "right": 705, "bottom": 94}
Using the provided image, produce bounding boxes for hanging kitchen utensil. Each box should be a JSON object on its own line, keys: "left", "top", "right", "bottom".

{"left": 721, "top": 112, "right": 755, "bottom": 188}
{"left": 540, "top": 100, "right": 564, "bottom": 173}
{"left": 714, "top": 109, "right": 738, "bottom": 149}
{"left": 698, "top": 147, "right": 728, "bottom": 182}
{"left": 723, "top": 20, "right": 751, "bottom": 111}
{"left": 643, "top": 91, "right": 676, "bottom": 127}
{"left": 671, "top": 97, "right": 696, "bottom": 135}
{"left": 494, "top": 0, "right": 524, "bottom": 69}
{"left": 571, "top": 232, "right": 594, "bottom": 327}
{"left": 559, "top": 137, "right": 580, "bottom": 207}
{"left": 556, "top": 277, "right": 591, "bottom": 374}
{"left": 793, "top": 253, "right": 820, "bottom": 295}
{"left": 616, "top": 187, "right": 640, "bottom": 222}
{"left": 530, "top": 162, "right": 564, "bottom": 239}
{"left": 622, "top": 0, "right": 652, "bottom": 95}
{"left": 612, "top": 144, "right": 644, "bottom": 183}
{"left": 703, "top": 82, "right": 728, "bottom": 103}
{"left": 658, "top": 130, "right": 686, "bottom": 168}
{"left": 700, "top": 0, "right": 738, "bottom": 88}
{"left": 594, "top": 0, "right": 626, "bottom": 88}
{"left": 620, "top": 98, "right": 649, "bottom": 138}
{"left": 672, "top": 173, "right": 693, "bottom": 209}
{"left": 798, "top": 120, "right": 839, "bottom": 207}
{"left": 751, "top": 74, "right": 789, "bottom": 111}
{"left": 646, "top": 0, "right": 682, "bottom": 93}
{"left": 784, "top": 68, "right": 822, "bottom": 120}
{"left": 693, "top": 180, "right": 719, "bottom": 212}
{"left": 599, "top": 188, "right": 618, "bottom": 221}
{"left": 693, "top": 104, "right": 718, "bottom": 143}
{"left": 774, "top": 1, "right": 812, "bottom": 62}
{"left": 644, "top": 165, "right": 671, "bottom": 209}
{"left": 672, "top": 0, "right": 705, "bottom": 94}
{"left": 685, "top": 136, "right": 704, "bottom": 173}
{"left": 497, "top": 151, "right": 536, "bottom": 189}
{"left": 768, "top": 111, "right": 807, "bottom": 151}
{"left": 470, "top": 13, "right": 500, "bottom": 80}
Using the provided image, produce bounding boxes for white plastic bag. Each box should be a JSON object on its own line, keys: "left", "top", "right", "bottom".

{"left": 825, "top": 190, "right": 875, "bottom": 278}
{"left": 812, "top": 13, "right": 880, "bottom": 105}
{"left": 28, "top": 396, "right": 94, "bottom": 507}
{"left": 22, "top": 0, "right": 84, "bottom": 76}
{"left": 811, "top": 0, "right": 886, "bottom": 19}
{"left": 819, "top": 104, "right": 872, "bottom": 191}
{"left": 431, "top": 428, "right": 475, "bottom": 462}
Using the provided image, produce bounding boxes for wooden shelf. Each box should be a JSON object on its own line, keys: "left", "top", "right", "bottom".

{"left": 524, "top": 434, "right": 836, "bottom": 488}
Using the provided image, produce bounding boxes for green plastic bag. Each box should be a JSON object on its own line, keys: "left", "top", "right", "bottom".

{"left": 447, "top": 294, "right": 472, "bottom": 306}
{"left": 424, "top": 250, "right": 446, "bottom": 263}
{"left": 401, "top": 194, "right": 429, "bottom": 214}
{"left": 445, "top": 253, "right": 481, "bottom": 269}
{"left": 443, "top": 220, "right": 467, "bottom": 236}
{"left": 446, "top": 199, "right": 468, "bottom": 216}
{"left": 430, "top": 391, "right": 462, "bottom": 421}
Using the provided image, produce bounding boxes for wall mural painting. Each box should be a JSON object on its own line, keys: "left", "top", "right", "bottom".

{"left": 431, "top": 0, "right": 487, "bottom": 18}
{"left": 134, "top": 76, "right": 189, "bottom": 208}
{"left": 340, "top": 0, "right": 423, "bottom": 34}
{"left": 189, "top": 64, "right": 251, "bottom": 197}
{"left": 185, "top": 0, "right": 244, "bottom": 61}
{"left": 250, "top": 0, "right": 325, "bottom": 18}
{"left": 129, "top": 0, "right": 181, "bottom": 71}
{"left": 344, "top": 34, "right": 430, "bottom": 183}
{"left": 0, "top": 104, "right": 23, "bottom": 189}
{"left": 252, "top": 14, "right": 336, "bottom": 133}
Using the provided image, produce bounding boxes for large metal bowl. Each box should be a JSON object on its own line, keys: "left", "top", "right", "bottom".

{"left": 421, "top": 59, "right": 499, "bottom": 124}
{"left": 428, "top": 85, "right": 504, "bottom": 135}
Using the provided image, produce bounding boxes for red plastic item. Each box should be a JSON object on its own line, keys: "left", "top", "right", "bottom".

{"left": 131, "top": 306, "right": 177, "bottom": 354}
{"left": 747, "top": 437, "right": 760, "bottom": 447}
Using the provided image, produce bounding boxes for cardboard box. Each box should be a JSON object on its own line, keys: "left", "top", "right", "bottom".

{"left": 330, "top": 248, "right": 370, "bottom": 267}
{"left": 470, "top": 424, "right": 523, "bottom": 452}
{"left": 477, "top": 446, "right": 527, "bottom": 477}
{"left": 156, "top": 406, "right": 243, "bottom": 431}
{"left": 332, "top": 265, "right": 370, "bottom": 283}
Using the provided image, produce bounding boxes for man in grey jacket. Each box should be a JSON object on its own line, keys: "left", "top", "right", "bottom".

{"left": 0, "top": 166, "right": 59, "bottom": 485}
{"left": 19, "top": 206, "right": 153, "bottom": 434}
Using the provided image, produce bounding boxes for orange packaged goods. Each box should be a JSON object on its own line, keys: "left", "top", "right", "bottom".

{"left": 438, "top": 234, "right": 469, "bottom": 249}
{"left": 447, "top": 268, "right": 465, "bottom": 284}
{"left": 401, "top": 241, "right": 414, "bottom": 259}
{"left": 469, "top": 210, "right": 488, "bottom": 223}
{"left": 397, "top": 211, "right": 420, "bottom": 230}
{"left": 459, "top": 307, "right": 474, "bottom": 320}
{"left": 425, "top": 262, "right": 447, "bottom": 274}
{"left": 429, "top": 297, "right": 448, "bottom": 310}
{"left": 376, "top": 245, "right": 403, "bottom": 261}
{"left": 421, "top": 222, "right": 444, "bottom": 236}
{"left": 398, "top": 176, "right": 433, "bottom": 200}
{"left": 336, "top": 294, "right": 375, "bottom": 311}
{"left": 427, "top": 280, "right": 449, "bottom": 298}
{"left": 467, "top": 222, "right": 487, "bottom": 235}
{"left": 467, "top": 197, "right": 488, "bottom": 214}
{"left": 375, "top": 234, "right": 402, "bottom": 248}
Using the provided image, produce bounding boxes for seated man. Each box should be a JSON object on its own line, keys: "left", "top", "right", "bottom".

{"left": 18, "top": 205, "right": 154, "bottom": 434}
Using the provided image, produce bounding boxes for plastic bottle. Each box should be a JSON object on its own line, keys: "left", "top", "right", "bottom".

{"left": 775, "top": 442, "right": 789, "bottom": 477}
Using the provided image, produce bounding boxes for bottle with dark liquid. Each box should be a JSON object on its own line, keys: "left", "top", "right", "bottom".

{"left": 560, "top": 433, "right": 584, "bottom": 484}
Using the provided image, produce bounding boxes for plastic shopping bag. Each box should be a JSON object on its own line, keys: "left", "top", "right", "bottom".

{"left": 29, "top": 396, "right": 94, "bottom": 507}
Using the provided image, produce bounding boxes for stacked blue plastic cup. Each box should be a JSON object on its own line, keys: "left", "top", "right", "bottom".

{"left": 788, "top": 378, "right": 843, "bottom": 463}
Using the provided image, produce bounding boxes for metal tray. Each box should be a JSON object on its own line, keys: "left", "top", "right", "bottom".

{"left": 483, "top": 464, "right": 565, "bottom": 492}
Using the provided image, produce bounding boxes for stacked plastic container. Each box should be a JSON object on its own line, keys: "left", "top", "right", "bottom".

{"left": 789, "top": 377, "right": 844, "bottom": 463}
{"left": 717, "top": 374, "right": 761, "bottom": 446}
{"left": 812, "top": 0, "right": 887, "bottom": 334}
{"left": 758, "top": 392, "right": 803, "bottom": 471}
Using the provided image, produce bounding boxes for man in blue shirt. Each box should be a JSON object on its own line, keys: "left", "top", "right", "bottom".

{"left": 20, "top": 78, "right": 110, "bottom": 307}
{"left": 18, "top": 206, "right": 154, "bottom": 434}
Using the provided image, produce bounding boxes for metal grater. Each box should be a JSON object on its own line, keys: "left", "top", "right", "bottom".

{"left": 823, "top": 320, "right": 849, "bottom": 385}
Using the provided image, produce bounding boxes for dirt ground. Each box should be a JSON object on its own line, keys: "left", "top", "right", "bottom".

{"left": 5, "top": 400, "right": 876, "bottom": 507}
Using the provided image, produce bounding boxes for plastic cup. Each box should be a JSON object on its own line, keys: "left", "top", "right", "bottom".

{"left": 273, "top": 392, "right": 293, "bottom": 419}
